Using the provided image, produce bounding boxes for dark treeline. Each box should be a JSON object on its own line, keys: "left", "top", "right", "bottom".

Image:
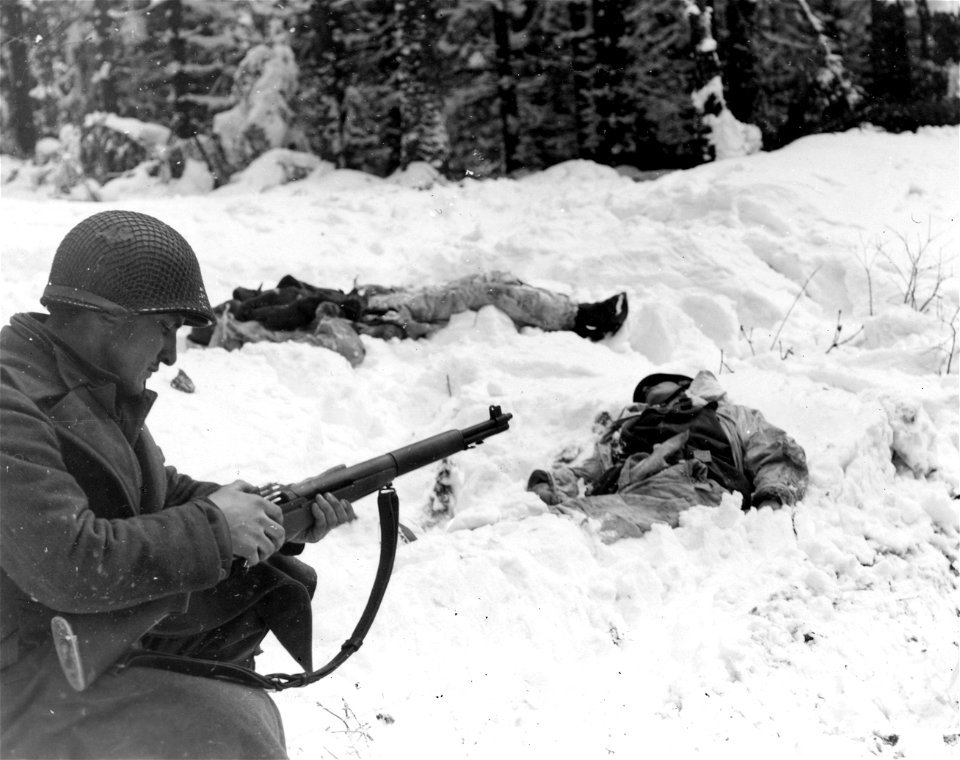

{"left": 1, "top": 0, "right": 957, "bottom": 182}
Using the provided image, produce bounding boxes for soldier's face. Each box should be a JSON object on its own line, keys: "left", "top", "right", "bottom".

{"left": 645, "top": 381, "right": 682, "bottom": 405}
{"left": 94, "top": 313, "right": 184, "bottom": 397}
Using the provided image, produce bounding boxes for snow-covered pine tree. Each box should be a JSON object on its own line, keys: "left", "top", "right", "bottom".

{"left": 212, "top": 42, "right": 301, "bottom": 171}
{"left": 319, "top": 0, "right": 404, "bottom": 176}
{"left": 395, "top": 0, "right": 451, "bottom": 173}
{"left": 294, "top": 0, "right": 350, "bottom": 166}
{"left": 91, "top": 0, "right": 119, "bottom": 115}
{"left": 590, "top": 0, "right": 636, "bottom": 165}
{"left": 827, "top": 0, "right": 873, "bottom": 97}
{"left": 490, "top": 0, "right": 521, "bottom": 174}
{"left": 511, "top": 1, "right": 585, "bottom": 170}
{"left": 623, "top": 0, "right": 703, "bottom": 168}
{"left": 681, "top": 0, "right": 761, "bottom": 161}
{"left": 739, "top": 0, "right": 834, "bottom": 148}
{"left": 79, "top": 116, "right": 149, "bottom": 185}
{"left": 908, "top": 0, "right": 947, "bottom": 103}
{"left": 860, "top": 0, "right": 959, "bottom": 130}
{"left": 122, "top": 1, "right": 249, "bottom": 132}
{"left": 566, "top": 0, "right": 595, "bottom": 158}
{"left": 18, "top": 0, "right": 76, "bottom": 138}
{"left": 167, "top": 0, "right": 192, "bottom": 138}
{"left": 684, "top": 0, "right": 723, "bottom": 163}
{"left": 916, "top": 0, "right": 933, "bottom": 60}
{"left": 868, "top": 0, "right": 913, "bottom": 103}
{"left": 786, "top": 0, "right": 863, "bottom": 138}
{"left": 293, "top": 0, "right": 409, "bottom": 174}
{"left": 436, "top": 0, "right": 507, "bottom": 177}
{"left": 721, "top": 0, "right": 761, "bottom": 130}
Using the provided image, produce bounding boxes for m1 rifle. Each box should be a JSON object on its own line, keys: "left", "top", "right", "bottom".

{"left": 51, "top": 405, "right": 513, "bottom": 692}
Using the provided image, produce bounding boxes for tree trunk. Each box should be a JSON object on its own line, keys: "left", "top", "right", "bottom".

{"left": 308, "top": 0, "right": 347, "bottom": 167}
{"left": 395, "top": 0, "right": 450, "bottom": 172}
{"left": 566, "top": 1, "right": 591, "bottom": 159}
{"left": 793, "top": 0, "right": 862, "bottom": 110}
{"left": 491, "top": 2, "right": 520, "bottom": 174}
{"left": 1, "top": 0, "right": 38, "bottom": 156}
{"left": 686, "top": 0, "right": 722, "bottom": 100}
{"left": 93, "top": 0, "right": 119, "bottom": 113}
{"left": 916, "top": 0, "right": 932, "bottom": 62}
{"left": 166, "top": 0, "right": 191, "bottom": 137}
{"left": 724, "top": 0, "right": 760, "bottom": 125}
{"left": 869, "top": 0, "right": 912, "bottom": 101}
{"left": 684, "top": 0, "right": 723, "bottom": 161}
{"left": 591, "top": 0, "right": 630, "bottom": 164}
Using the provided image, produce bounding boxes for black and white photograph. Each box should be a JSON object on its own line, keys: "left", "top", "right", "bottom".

{"left": 0, "top": 1, "right": 957, "bottom": 758}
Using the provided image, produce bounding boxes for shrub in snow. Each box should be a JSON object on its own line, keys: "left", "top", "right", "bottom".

{"left": 80, "top": 112, "right": 172, "bottom": 182}
{"left": 34, "top": 137, "right": 61, "bottom": 164}
{"left": 98, "top": 158, "right": 214, "bottom": 200}
{"left": 0, "top": 155, "right": 23, "bottom": 185}
{"left": 387, "top": 161, "right": 443, "bottom": 190}
{"left": 696, "top": 91, "right": 763, "bottom": 160}
{"left": 878, "top": 394, "right": 941, "bottom": 478}
{"left": 0, "top": 124, "right": 96, "bottom": 199}
{"left": 684, "top": 2, "right": 762, "bottom": 162}
{"left": 424, "top": 458, "right": 459, "bottom": 527}
{"left": 215, "top": 149, "right": 329, "bottom": 195}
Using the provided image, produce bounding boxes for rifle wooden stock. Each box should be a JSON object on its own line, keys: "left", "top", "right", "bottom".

{"left": 51, "top": 405, "right": 513, "bottom": 691}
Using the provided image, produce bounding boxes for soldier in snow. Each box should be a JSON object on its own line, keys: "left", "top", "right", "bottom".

{"left": 0, "top": 211, "right": 355, "bottom": 759}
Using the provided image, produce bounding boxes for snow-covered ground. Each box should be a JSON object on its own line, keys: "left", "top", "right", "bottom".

{"left": 1, "top": 126, "right": 958, "bottom": 759}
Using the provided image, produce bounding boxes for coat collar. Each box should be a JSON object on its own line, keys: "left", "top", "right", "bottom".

{"left": 3, "top": 313, "right": 157, "bottom": 433}
{"left": 2, "top": 313, "right": 157, "bottom": 509}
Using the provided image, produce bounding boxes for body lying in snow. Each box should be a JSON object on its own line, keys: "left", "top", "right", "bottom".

{"left": 189, "top": 272, "right": 628, "bottom": 366}
{"left": 527, "top": 370, "right": 809, "bottom": 542}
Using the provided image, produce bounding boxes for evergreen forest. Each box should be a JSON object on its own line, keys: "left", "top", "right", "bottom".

{"left": 1, "top": 0, "right": 958, "bottom": 185}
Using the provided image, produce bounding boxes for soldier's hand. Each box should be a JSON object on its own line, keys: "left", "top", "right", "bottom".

{"left": 208, "top": 480, "right": 286, "bottom": 566}
{"left": 303, "top": 492, "right": 356, "bottom": 543}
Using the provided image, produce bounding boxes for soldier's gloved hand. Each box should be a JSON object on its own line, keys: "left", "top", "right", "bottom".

{"left": 208, "top": 479, "right": 286, "bottom": 566}
{"left": 303, "top": 492, "right": 357, "bottom": 543}
{"left": 526, "top": 469, "right": 562, "bottom": 506}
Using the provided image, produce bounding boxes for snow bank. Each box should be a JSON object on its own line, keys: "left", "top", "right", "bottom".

{"left": 0, "top": 126, "right": 957, "bottom": 759}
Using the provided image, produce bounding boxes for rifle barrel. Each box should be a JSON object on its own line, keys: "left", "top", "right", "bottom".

{"left": 280, "top": 406, "right": 512, "bottom": 538}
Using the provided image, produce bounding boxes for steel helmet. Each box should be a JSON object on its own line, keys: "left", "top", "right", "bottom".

{"left": 41, "top": 210, "right": 215, "bottom": 327}
{"left": 632, "top": 373, "right": 693, "bottom": 404}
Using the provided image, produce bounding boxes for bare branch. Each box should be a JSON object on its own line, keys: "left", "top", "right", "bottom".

{"left": 770, "top": 265, "right": 821, "bottom": 351}
{"left": 739, "top": 324, "right": 756, "bottom": 356}
{"left": 826, "top": 309, "right": 864, "bottom": 353}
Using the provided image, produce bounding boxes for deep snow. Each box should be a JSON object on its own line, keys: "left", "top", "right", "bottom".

{"left": 1, "top": 126, "right": 958, "bottom": 759}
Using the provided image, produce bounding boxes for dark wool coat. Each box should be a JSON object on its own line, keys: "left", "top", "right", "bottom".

{"left": 0, "top": 313, "right": 315, "bottom": 759}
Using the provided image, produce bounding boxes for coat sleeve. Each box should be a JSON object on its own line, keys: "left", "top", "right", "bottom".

{"left": 728, "top": 403, "right": 809, "bottom": 506}
{"left": 527, "top": 412, "right": 625, "bottom": 505}
{"left": 0, "top": 385, "right": 233, "bottom": 614}
{"left": 164, "top": 465, "right": 220, "bottom": 506}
